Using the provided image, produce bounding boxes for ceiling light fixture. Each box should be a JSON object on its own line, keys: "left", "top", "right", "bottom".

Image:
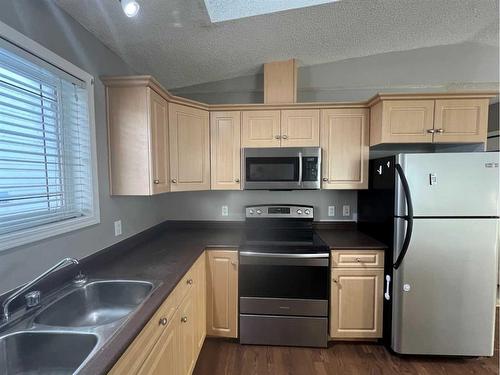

{"left": 120, "top": 0, "right": 140, "bottom": 17}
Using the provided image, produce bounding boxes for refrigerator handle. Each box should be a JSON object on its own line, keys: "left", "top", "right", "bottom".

{"left": 394, "top": 164, "right": 414, "bottom": 269}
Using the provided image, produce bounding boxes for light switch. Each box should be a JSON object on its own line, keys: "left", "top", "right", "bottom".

{"left": 114, "top": 220, "right": 122, "bottom": 236}
{"left": 342, "top": 205, "right": 350, "bottom": 217}
{"left": 221, "top": 205, "right": 229, "bottom": 217}
{"left": 328, "top": 206, "right": 335, "bottom": 217}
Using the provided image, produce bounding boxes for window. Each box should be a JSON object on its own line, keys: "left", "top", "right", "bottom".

{"left": 0, "top": 22, "right": 99, "bottom": 251}
{"left": 204, "top": 0, "right": 341, "bottom": 23}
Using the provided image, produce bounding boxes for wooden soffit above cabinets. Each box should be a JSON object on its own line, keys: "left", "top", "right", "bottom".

{"left": 100, "top": 75, "right": 498, "bottom": 111}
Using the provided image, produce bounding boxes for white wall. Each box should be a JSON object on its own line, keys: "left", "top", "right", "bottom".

{"left": 172, "top": 42, "right": 499, "bottom": 104}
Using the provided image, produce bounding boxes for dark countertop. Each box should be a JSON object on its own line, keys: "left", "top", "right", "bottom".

{"left": 73, "top": 221, "right": 385, "bottom": 375}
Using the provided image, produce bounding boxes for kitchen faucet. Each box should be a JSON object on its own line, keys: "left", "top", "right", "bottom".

{"left": 2, "top": 257, "right": 84, "bottom": 322}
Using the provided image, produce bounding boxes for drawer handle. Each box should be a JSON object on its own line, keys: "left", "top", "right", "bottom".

{"left": 187, "top": 278, "right": 194, "bottom": 285}
{"left": 355, "top": 257, "right": 362, "bottom": 262}
{"left": 159, "top": 317, "right": 168, "bottom": 326}
{"left": 181, "top": 316, "right": 188, "bottom": 323}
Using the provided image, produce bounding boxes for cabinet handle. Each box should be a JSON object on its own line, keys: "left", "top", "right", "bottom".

{"left": 235, "top": 178, "right": 240, "bottom": 183}
{"left": 181, "top": 316, "right": 188, "bottom": 323}
{"left": 275, "top": 135, "right": 281, "bottom": 139}
{"left": 436, "top": 128, "right": 444, "bottom": 133}
{"left": 426, "top": 129, "right": 435, "bottom": 134}
{"left": 322, "top": 177, "right": 328, "bottom": 182}
{"left": 282, "top": 135, "right": 288, "bottom": 139}
{"left": 187, "top": 278, "right": 193, "bottom": 285}
{"left": 153, "top": 179, "right": 160, "bottom": 184}
{"left": 231, "top": 261, "right": 238, "bottom": 266}
{"left": 332, "top": 279, "right": 338, "bottom": 283}
{"left": 159, "top": 317, "right": 168, "bottom": 326}
{"left": 171, "top": 179, "right": 177, "bottom": 183}
{"left": 355, "top": 257, "right": 362, "bottom": 262}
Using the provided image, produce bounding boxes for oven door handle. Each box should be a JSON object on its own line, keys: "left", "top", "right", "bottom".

{"left": 240, "top": 251, "right": 329, "bottom": 258}
{"left": 298, "top": 152, "right": 303, "bottom": 187}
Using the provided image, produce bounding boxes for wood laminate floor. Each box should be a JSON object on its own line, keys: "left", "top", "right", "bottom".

{"left": 194, "top": 310, "right": 499, "bottom": 375}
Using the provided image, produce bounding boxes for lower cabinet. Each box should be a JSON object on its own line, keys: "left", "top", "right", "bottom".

{"left": 330, "top": 250, "right": 384, "bottom": 339}
{"left": 109, "top": 252, "right": 206, "bottom": 375}
{"left": 206, "top": 249, "right": 239, "bottom": 338}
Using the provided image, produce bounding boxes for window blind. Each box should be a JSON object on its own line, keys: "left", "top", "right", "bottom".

{"left": 0, "top": 40, "right": 93, "bottom": 237}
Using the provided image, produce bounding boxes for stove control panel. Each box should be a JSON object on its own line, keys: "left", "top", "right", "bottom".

{"left": 245, "top": 205, "right": 314, "bottom": 219}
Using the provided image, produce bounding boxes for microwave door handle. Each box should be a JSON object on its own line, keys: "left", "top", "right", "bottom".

{"left": 298, "top": 152, "right": 303, "bottom": 186}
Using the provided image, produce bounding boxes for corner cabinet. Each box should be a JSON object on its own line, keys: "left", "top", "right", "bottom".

{"left": 330, "top": 250, "right": 384, "bottom": 339}
{"left": 210, "top": 112, "right": 241, "bottom": 190}
{"left": 169, "top": 103, "right": 210, "bottom": 191}
{"left": 106, "top": 85, "right": 170, "bottom": 195}
{"left": 320, "top": 108, "right": 369, "bottom": 189}
{"left": 206, "top": 249, "right": 239, "bottom": 338}
{"left": 370, "top": 97, "right": 491, "bottom": 146}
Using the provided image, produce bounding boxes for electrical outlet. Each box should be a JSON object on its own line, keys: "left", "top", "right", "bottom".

{"left": 328, "top": 206, "right": 335, "bottom": 217}
{"left": 221, "top": 205, "right": 229, "bottom": 217}
{"left": 114, "top": 220, "right": 122, "bottom": 236}
{"left": 342, "top": 205, "right": 350, "bottom": 217}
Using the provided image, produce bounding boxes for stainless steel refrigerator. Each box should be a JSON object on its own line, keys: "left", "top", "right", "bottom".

{"left": 358, "top": 152, "right": 499, "bottom": 356}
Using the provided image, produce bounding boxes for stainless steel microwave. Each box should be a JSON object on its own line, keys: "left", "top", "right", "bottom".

{"left": 243, "top": 147, "right": 321, "bottom": 190}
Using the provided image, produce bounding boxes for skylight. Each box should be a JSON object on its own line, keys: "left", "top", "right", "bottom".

{"left": 204, "top": 0, "right": 341, "bottom": 23}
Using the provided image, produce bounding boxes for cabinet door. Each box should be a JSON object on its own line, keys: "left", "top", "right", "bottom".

{"left": 169, "top": 103, "right": 210, "bottom": 191}
{"left": 137, "top": 312, "right": 179, "bottom": 375}
{"left": 179, "top": 292, "right": 196, "bottom": 375}
{"left": 241, "top": 110, "right": 281, "bottom": 147}
{"left": 433, "top": 99, "right": 489, "bottom": 143}
{"left": 210, "top": 112, "right": 241, "bottom": 190}
{"left": 206, "top": 250, "right": 238, "bottom": 338}
{"left": 281, "top": 109, "right": 319, "bottom": 147}
{"left": 195, "top": 254, "right": 206, "bottom": 354}
{"left": 330, "top": 268, "right": 383, "bottom": 339}
{"left": 380, "top": 100, "right": 435, "bottom": 143}
{"left": 149, "top": 89, "right": 170, "bottom": 194}
{"left": 321, "top": 109, "right": 369, "bottom": 189}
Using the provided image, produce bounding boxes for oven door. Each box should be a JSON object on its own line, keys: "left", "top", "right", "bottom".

{"left": 243, "top": 147, "right": 321, "bottom": 190}
{"left": 239, "top": 251, "right": 329, "bottom": 301}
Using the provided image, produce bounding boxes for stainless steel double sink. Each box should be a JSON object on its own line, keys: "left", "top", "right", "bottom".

{"left": 0, "top": 279, "right": 158, "bottom": 374}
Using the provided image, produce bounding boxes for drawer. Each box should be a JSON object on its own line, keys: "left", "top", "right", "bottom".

{"left": 331, "top": 250, "right": 384, "bottom": 268}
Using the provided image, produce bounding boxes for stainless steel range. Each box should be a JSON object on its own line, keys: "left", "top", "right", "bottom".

{"left": 239, "top": 204, "right": 329, "bottom": 348}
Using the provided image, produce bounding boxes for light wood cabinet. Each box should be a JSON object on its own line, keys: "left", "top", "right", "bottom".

{"left": 433, "top": 99, "right": 489, "bottom": 143}
{"left": 321, "top": 108, "right": 369, "bottom": 189}
{"left": 370, "top": 98, "right": 490, "bottom": 145}
{"left": 109, "top": 252, "right": 206, "bottom": 375}
{"left": 106, "top": 86, "right": 170, "bottom": 195}
{"left": 206, "top": 249, "right": 238, "bottom": 338}
{"left": 241, "top": 110, "right": 281, "bottom": 147}
{"left": 281, "top": 109, "right": 320, "bottom": 147}
{"left": 137, "top": 311, "right": 179, "bottom": 375}
{"left": 169, "top": 103, "right": 210, "bottom": 191}
{"left": 330, "top": 249, "right": 384, "bottom": 339}
{"left": 210, "top": 112, "right": 241, "bottom": 190}
{"left": 264, "top": 59, "right": 297, "bottom": 104}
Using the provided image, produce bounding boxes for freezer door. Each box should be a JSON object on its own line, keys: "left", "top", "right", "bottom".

{"left": 392, "top": 218, "right": 498, "bottom": 356}
{"left": 395, "top": 152, "right": 499, "bottom": 217}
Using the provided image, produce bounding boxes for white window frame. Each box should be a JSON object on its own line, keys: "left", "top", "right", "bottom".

{"left": 0, "top": 21, "right": 100, "bottom": 251}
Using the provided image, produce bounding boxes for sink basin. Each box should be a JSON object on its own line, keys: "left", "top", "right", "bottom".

{"left": 35, "top": 280, "right": 153, "bottom": 328}
{"left": 0, "top": 331, "right": 97, "bottom": 374}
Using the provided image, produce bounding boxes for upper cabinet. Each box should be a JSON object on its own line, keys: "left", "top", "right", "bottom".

{"left": 321, "top": 109, "right": 369, "bottom": 189}
{"left": 370, "top": 96, "right": 491, "bottom": 146}
{"left": 433, "top": 99, "right": 489, "bottom": 143}
{"left": 241, "top": 109, "right": 319, "bottom": 148}
{"left": 169, "top": 103, "right": 210, "bottom": 191}
{"left": 106, "top": 85, "right": 170, "bottom": 195}
{"left": 281, "top": 109, "right": 320, "bottom": 147}
{"left": 241, "top": 110, "right": 281, "bottom": 147}
{"left": 210, "top": 112, "right": 241, "bottom": 190}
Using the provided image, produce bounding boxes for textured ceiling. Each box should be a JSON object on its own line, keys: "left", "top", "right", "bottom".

{"left": 55, "top": 0, "right": 499, "bottom": 89}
